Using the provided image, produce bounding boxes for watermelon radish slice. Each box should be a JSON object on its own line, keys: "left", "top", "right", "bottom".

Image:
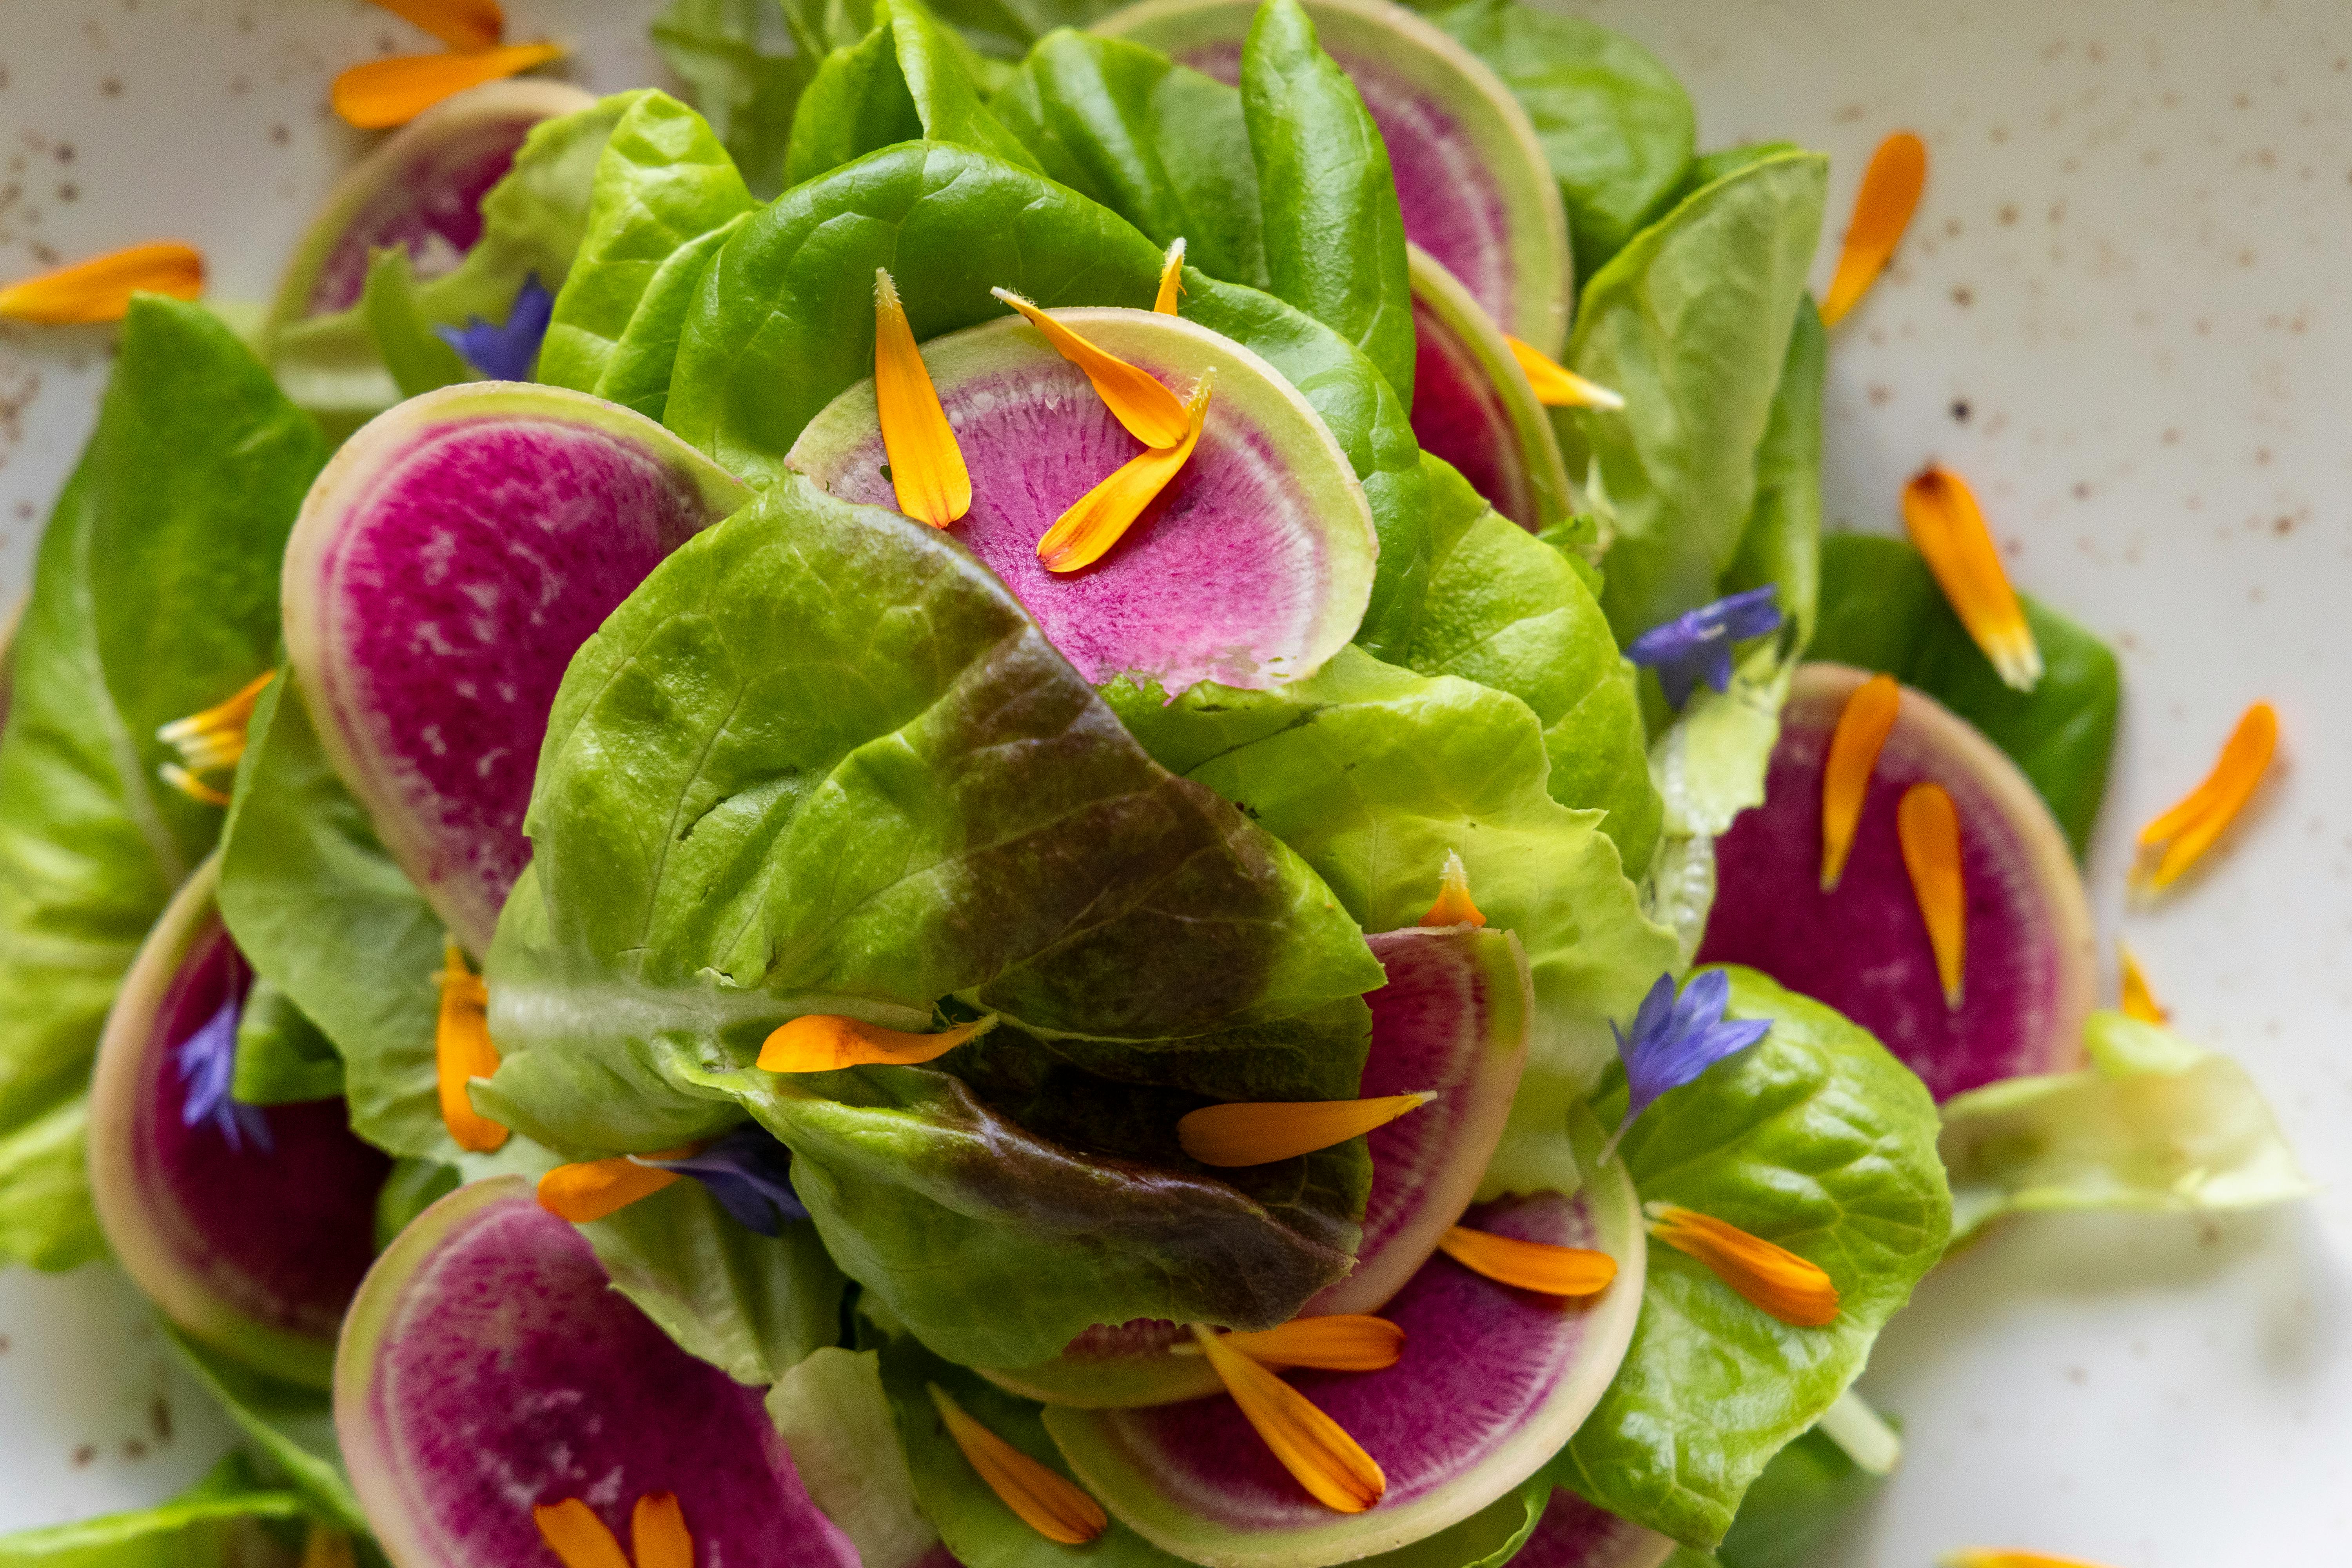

{"left": 1096, "top": 0, "right": 1573, "bottom": 353}
{"left": 789, "top": 307, "right": 1377, "bottom": 693}
{"left": 978, "top": 924, "right": 1530, "bottom": 1409}
{"left": 87, "top": 856, "right": 392, "bottom": 1389}
{"left": 336, "top": 1175, "right": 859, "bottom": 1568}
{"left": 1513, "top": 1494, "right": 1671, "bottom": 1568}
{"left": 281, "top": 383, "right": 751, "bottom": 951}
{"left": 1042, "top": 1142, "right": 1643, "bottom": 1566}
{"left": 1698, "top": 662, "right": 2097, "bottom": 1100}
{"left": 1407, "top": 245, "right": 1571, "bottom": 532}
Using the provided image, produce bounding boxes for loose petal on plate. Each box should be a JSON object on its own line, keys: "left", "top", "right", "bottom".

{"left": 0, "top": 241, "right": 204, "bottom": 323}
{"left": 875, "top": 268, "right": 972, "bottom": 528}
{"left": 1820, "top": 672, "right": 1900, "bottom": 891}
{"left": 1506, "top": 335, "right": 1625, "bottom": 411}
{"left": 1604, "top": 969, "right": 1771, "bottom": 1160}
{"left": 1155, "top": 237, "right": 1188, "bottom": 315}
{"left": 299, "top": 1525, "right": 358, "bottom": 1568}
{"left": 1902, "top": 465, "right": 2042, "bottom": 691}
{"left": 1940, "top": 1554, "right": 2118, "bottom": 1568}
{"left": 1820, "top": 131, "right": 1926, "bottom": 327}
{"left": 1897, "top": 782, "right": 1966, "bottom": 1009}
{"left": 1190, "top": 1323, "right": 1386, "bottom": 1514}
{"left": 437, "top": 273, "right": 554, "bottom": 380}
{"left": 632, "top": 1494, "right": 695, "bottom": 1568}
{"left": 537, "top": 1151, "right": 693, "bottom": 1224}
{"left": 929, "top": 1383, "right": 1108, "bottom": 1544}
{"left": 1435, "top": 1226, "right": 1617, "bottom": 1296}
{"left": 758, "top": 1014, "right": 994, "bottom": 1073}
{"left": 2118, "top": 942, "right": 2167, "bottom": 1024}
{"left": 1646, "top": 1203, "right": 1840, "bottom": 1327}
{"left": 433, "top": 942, "right": 509, "bottom": 1152}
{"left": 332, "top": 43, "right": 567, "bottom": 131}
{"left": 1419, "top": 849, "right": 1487, "bottom": 928}
{"left": 2132, "top": 701, "right": 2278, "bottom": 892}
{"left": 1192, "top": 1316, "right": 1405, "bottom": 1371}
{"left": 641, "top": 1123, "right": 807, "bottom": 1236}
{"left": 156, "top": 670, "right": 274, "bottom": 805}
{"left": 367, "top": 0, "right": 505, "bottom": 50}
{"left": 993, "top": 286, "right": 1191, "bottom": 448}
{"left": 1623, "top": 585, "right": 1783, "bottom": 710}
{"left": 1177, "top": 1092, "right": 1434, "bottom": 1168}
{"left": 1035, "top": 372, "right": 1210, "bottom": 573}
{"left": 532, "top": 1500, "right": 632, "bottom": 1568}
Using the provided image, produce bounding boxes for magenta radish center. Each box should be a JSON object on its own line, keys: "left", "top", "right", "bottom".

{"left": 307, "top": 113, "right": 538, "bottom": 314}
{"left": 1410, "top": 296, "right": 1536, "bottom": 529}
{"left": 1697, "top": 665, "right": 2095, "bottom": 1100}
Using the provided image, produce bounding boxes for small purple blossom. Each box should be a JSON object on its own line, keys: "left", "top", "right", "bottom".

{"left": 1623, "top": 585, "right": 1784, "bottom": 709}
{"left": 435, "top": 274, "right": 554, "bottom": 382}
{"left": 175, "top": 996, "right": 272, "bottom": 1154}
{"left": 642, "top": 1123, "right": 806, "bottom": 1237}
{"left": 1603, "top": 969, "right": 1770, "bottom": 1160}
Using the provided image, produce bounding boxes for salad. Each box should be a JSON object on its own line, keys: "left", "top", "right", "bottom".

{"left": 0, "top": 2, "right": 2308, "bottom": 1566}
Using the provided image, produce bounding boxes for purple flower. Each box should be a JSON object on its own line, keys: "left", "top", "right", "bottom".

{"left": 175, "top": 996, "right": 272, "bottom": 1154}
{"left": 435, "top": 274, "right": 554, "bottom": 382}
{"left": 1624, "top": 585, "right": 1784, "bottom": 709}
{"left": 1604, "top": 969, "right": 1770, "bottom": 1159}
{"left": 643, "top": 1123, "right": 806, "bottom": 1237}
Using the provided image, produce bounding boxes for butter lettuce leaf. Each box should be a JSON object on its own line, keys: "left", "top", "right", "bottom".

{"left": 166, "top": 1327, "right": 366, "bottom": 1533}
{"left": 651, "top": 0, "right": 813, "bottom": 197}
{"left": 0, "top": 1453, "right": 306, "bottom": 1568}
{"left": 786, "top": 0, "right": 1045, "bottom": 186}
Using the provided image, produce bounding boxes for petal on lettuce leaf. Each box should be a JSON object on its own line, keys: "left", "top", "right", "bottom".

{"left": 0, "top": 1452, "right": 307, "bottom": 1568}
{"left": 479, "top": 473, "right": 1385, "bottom": 1366}
{"left": 651, "top": 0, "right": 815, "bottom": 197}
{"left": 786, "top": 0, "right": 1047, "bottom": 187}
{"left": 1939, "top": 1009, "right": 2310, "bottom": 1247}
{"left": 768, "top": 1347, "right": 942, "bottom": 1568}
{"left": 0, "top": 298, "right": 325, "bottom": 1270}
{"left": 1556, "top": 967, "right": 1949, "bottom": 1551}
{"left": 166, "top": 1325, "right": 368, "bottom": 1533}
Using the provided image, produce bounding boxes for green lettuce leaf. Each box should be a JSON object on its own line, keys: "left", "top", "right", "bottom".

{"left": 1417, "top": 0, "right": 1694, "bottom": 280}
{"left": 1939, "top": 1009, "right": 2310, "bottom": 1246}
{"left": 1809, "top": 532, "right": 2121, "bottom": 856}
{"left": 372, "top": 1157, "right": 459, "bottom": 1249}
{"left": 359, "top": 248, "right": 472, "bottom": 399}
{"left": 1558, "top": 967, "right": 1949, "bottom": 1550}
{"left": 767, "top": 1347, "right": 940, "bottom": 1568}
{"left": 651, "top": 0, "right": 814, "bottom": 197}
{"left": 165, "top": 1327, "right": 366, "bottom": 1534}
{"left": 0, "top": 1454, "right": 306, "bottom": 1568}
{"left": 1713, "top": 1423, "right": 1889, "bottom": 1568}
{"left": 229, "top": 978, "right": 345, "bottom": 1107}
{"left": 0, "top": 298, "right": 325, "bottom": 1269}
{"left": 786, "top": 0, "right": 1046, "bottom": 186}
{"left": 478, "top": 474, "right": 1384, "bottom": 1367}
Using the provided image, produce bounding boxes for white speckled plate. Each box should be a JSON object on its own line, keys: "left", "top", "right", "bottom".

{"left": 2, "top": 2, "right": 2344, "bottom": 1563}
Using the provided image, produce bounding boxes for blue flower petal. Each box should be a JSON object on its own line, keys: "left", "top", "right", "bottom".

{"left": 174, "top": 994, "right": 272, "bottom": 1154}
{"left": 645, "top": 1123, "right": 806, "bottom": 1237}
{"left": 435, "top": 274, "right": 554, "bottom": 383}
{"left": 1624, "top": 587, "right": 1785, "bottom": 710}
{"left": 1610, "top": 968, "right": 1771, "bottom": 1148}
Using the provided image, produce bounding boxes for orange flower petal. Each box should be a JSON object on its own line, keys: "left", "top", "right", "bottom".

{"left": 1191, "top": 1323, "right": 1385, "bottom": 1513}
{"left": 632, "top": 1493, "right": 694, "bottom": 1568}
{"left": 1435, "top": 1226, "right": 1617, "bottom": 1296}
{"left": 929, "top": 1383, "right": 1107, "bottom": 1544}
{"left": 1201, "top": 1316, "right": 1404, "bottom": 1372}
{"left": 758, "top": 1014, "right": 993, "bottom": 1073}
{"left": 1177, "top": 1091, "right": 1432, "bottom": 1168}
{"left": 2132, "top": 701, "right": 2276, "bottom": 892}
{"left": 536, "top": 1152, "right": 692, "bottom": 1224}
{"left": 0, "top": 242, "right": 203, "bottom": 324}
{"left": 1820, "top": 131, "right": 1926, "bottom": 327}
{"left": 159, "top": 766, "right": 234, "bottom": 808}
{"left": 1898, "top": 782, "right": 1965, "bottom": 1010}
{"left": 1820, "top": 673, "right": 1900, "bottom": 891}
{"left": 993, "top": 287, "right": 1191, "bottom": 448}
{"left": 1155, "top": 237, "right": 1188, "bottom": 315}
{"left": 1940, "top": 1553, "right": 2118, "bottom": 1568}
{"left": 156, "top": 669, "right": 274, "bottom": 778}
{"left": 532, "top": 1500, "right": 632, "bottom": 1568}
{"left": 1902, "top": 464, "right": 2042, "bottom": 691}
{"left": 1505, "top": 336, "right": 1625, "bottom": 411}
{"left": 1647, "top": 1203, "right": 1840, "bottom": 1327}
{"left": 332, "top": 43, "right": 566, "bottom": 131}
{"left": 433, "top": 941, "right": 509, "bottom": 1153}
{"left": 368, "top": 0, "right": 505, "bottom": 50}
{"left": 2118, "top": 942, "right": 2167, "bottom": 1024}
{"left": 1035, "top": 373, "right": 1209, "bottom": 573}
{"left": 1419, "top": 849, "right": 1487, "bottom": 928}
{"left": 874, "top": 268, "right": 972, "bottom": 528}
{"left": 299, "top": 1525, "right": 358, "bottom": 1568}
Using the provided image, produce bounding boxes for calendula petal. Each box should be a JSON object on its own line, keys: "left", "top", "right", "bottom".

{"left": 1647, "top": 1203, "right": 1840, "bottom": 1327}
{"left": 299, "top": 1525, "right": 358, "bottom": 1568}
{"left": 1178, "top": 1091, "right": 1433, "bottom": 1168}
{"left": 1203, "top": 1316, "right": 1404, "bottom": 1371}
{"left": 1155, "top": 238, "right": 1187, "bottom": 315}
{"left": 1505, "top": 336, "right": 1625, "bottom": 411}
{"left": 993, "top": 287, "right": 1191, "bottom": 448}
{"left": 874, "top": 268, "right": 972, "bottom": 528}
{"left": 537, "top": 1151, "right": 693, "bottom": 1224}
{"left": 532, "top": 1501, "right": 632, "bottom": 1568}
{"left": 1435, "top": 1226, "right": 1617, "bottom": 1296}
{"left": 156, "top": 669, "right": 274, "bottom": 781}
{"left": 160, "top": 765, "right": 234, "bottom": 808}
{"left": 433, "top": 941, "right": 509, "bottom": 1152}
{"left": 368, "top": 0, "right": 505, "bottom": 50}
{"left": 759, "top": 1014, "right": 993, "bottom": 1073}
{"left": 2133, "top": 701, "right": 2277, "bottom": 892}
{"left": 1035, "top": 373, "right": 1209, "bottom": 573}
{"left": 929, "top": 1383, "right": 1107, "bottom": 1544}
{"left": 0, "top": 242, "right": 203, "bottom": 324}
{"left": 1902, "top": 465, "right": 2042, "bottom": 691}
{"left": 1821, "top": 131, "right": 1926, "bottom": 326}
{"left": 1820, "top": 673, "right": 1900, "bottom": 891}
{"left": 1191, "top": 1324, "right": 1385, "bottom": 1513}
{"left": 1419, "top": 849, "right": 1487, "bottom": 928}
{"left": 2118, "top": 942, "right": 2167, "bottom": 1023}
{"left": 1940, "top": 1554, "right": 2118, "bottom": 1568}
{"left": 1898, "top": 782, "right": 1966, "bottom": 1010}
{"left": 631, "top": 1494, "right": 695, "bottom": 1568}
{"left": 332, "top": 43, "right": 566, "bottom": 131}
